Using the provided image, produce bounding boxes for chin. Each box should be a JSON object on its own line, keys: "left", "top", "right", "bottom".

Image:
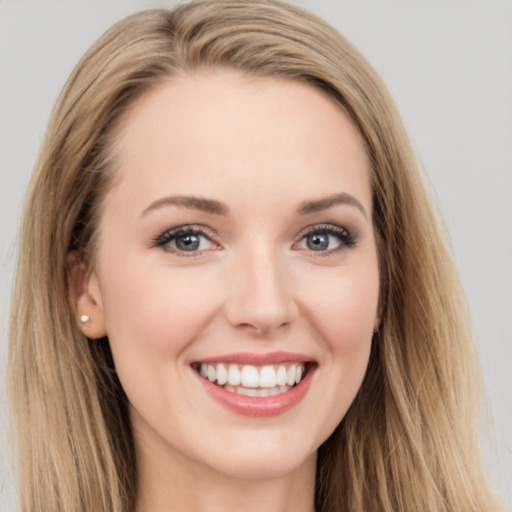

{"left": 191, "top": 425, "right": 321, "bottom": 481}
{"left": 206, "top": 445, "right": 317, "bottom": 481}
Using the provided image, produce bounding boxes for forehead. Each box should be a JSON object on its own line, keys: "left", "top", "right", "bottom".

{"left": 107, "top": 70, "right": 371, "bottom": 216}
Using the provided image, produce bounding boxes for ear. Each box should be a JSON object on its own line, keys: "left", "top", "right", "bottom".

{"left": 67, "top": 252, "right": 107, "bottom": 339}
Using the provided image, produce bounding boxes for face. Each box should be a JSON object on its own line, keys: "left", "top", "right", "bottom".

{"left": 78, "top": 71, "right": 380, "bottom": 481}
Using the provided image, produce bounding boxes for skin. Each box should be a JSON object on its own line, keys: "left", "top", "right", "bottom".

{"left": 73, "top": 70, "right": 380, "bottom": 512}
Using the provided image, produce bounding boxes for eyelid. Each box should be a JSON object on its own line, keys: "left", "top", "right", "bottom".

{"left": 152, "top": 224, "right": 221, "bottom": 255}
{"left": 296, "top": 223, "right": 349, "bottom": 237}
{"left": 151, "top": 222, "right": 357, "bottom": 257}
{"left": 293, "top": 223, "right": 357, "bottom": 254}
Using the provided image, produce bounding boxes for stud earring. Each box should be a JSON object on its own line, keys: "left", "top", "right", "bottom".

{"left": 79, "top": 315, "right": 90, "bottom": 324}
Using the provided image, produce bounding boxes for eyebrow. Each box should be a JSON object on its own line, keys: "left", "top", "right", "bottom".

{"left": 141, "top": 195, "right": 229, "bottom": 216}
{"left": 141, "top": 192, "right": 367, "bottom": 218}
{"left": 296, "top": 192, "right": 367, "bottom": 218}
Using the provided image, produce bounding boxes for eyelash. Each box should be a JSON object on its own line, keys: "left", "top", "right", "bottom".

{"left": 295, "top": 224, "right": 357, "bottom": 256}
{"left": 152, "top": 225, "right": 218, "bottom": 256}
{"left": 152, "top": 223, "right": 357, "bottom": 257}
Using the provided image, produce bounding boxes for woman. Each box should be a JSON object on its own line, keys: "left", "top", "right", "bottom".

{"left": 8, "top": 1, "right": 500, "bottom": 511}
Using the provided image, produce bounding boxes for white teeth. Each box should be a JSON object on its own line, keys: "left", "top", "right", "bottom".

{"left": 216, "top": 363, "right": 228, "bottom": 385}
{"left": 227, "top": 385, "right": 292, "bottom": 397}
{"left": 241, "top": 365, "right": 259, "bottom": 388}
{"left": 294, "top": 365, "right": 303, "bottom": 385}
{"left": 207, "top": 365, "right": 216, "bottom": 383}
{"left": 197, "top": 362, "right": 308, "bottom": 393}
{"left": 239, "top": 387, "right": 259, "bottom": 397}
{"left": 276, "top": 366, "right": 287, "bottom": 386}
{"left": 259, "top": 365, "right": 277, "bottom": 388}
{"left": 259, "top": 387, "right": 280, "bottom": 397}
{"left": 227, "top": 364, "right": 241, "bottom": 386}
{"left": 286, "top": 366, "right": 296, "bottom": 386}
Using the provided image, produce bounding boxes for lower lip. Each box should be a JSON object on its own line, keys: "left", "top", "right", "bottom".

{"left": 195, "top": 368, "right": 314, "bottom": 417}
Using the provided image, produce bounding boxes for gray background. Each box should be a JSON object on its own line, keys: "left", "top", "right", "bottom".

{"left": 1, "top": 0, "right": 510, "bottom": 510}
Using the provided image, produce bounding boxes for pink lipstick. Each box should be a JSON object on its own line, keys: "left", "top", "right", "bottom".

{"left": 191, "top": 352, "right": 316, "bottom": 417}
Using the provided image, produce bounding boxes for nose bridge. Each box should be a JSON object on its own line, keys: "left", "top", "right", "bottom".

{"left": 225, "top": 241, "right": 297, "bottom": 334}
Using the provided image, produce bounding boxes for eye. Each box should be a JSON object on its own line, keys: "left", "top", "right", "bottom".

{"left": 294, "top": 225, "right": 356, "bottom": 253}
{"left": 153, "top": 226, "right": 218, "bottom": 255}
{"left": 303, "top": 232, "right": 336, "bottom": 251}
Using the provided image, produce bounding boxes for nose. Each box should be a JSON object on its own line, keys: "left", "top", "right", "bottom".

{"left": 224, "top": 247, "right": 298, "bottom": 336}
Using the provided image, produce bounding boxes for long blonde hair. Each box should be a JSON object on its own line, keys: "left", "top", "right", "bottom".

{"left": 9, "top": 1, "right": 499, "bottom": 511}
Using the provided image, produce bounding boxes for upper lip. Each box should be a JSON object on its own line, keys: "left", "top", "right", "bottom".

{"left": 190, "top": 351, "right": 315, "bottom": 366}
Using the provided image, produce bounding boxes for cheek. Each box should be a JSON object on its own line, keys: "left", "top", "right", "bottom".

{"left": 293, "top": 258, "right": 379, "bottom": 440}
{"left": 311, "top": 278, "right": 376, "bottom": 384}
{"left": 297, "top": 262, "right": 379, "bottom": 352}
{"left": 98, "top": 261, "right": 222, "bottom": 364}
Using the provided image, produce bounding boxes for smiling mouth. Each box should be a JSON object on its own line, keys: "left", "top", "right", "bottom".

{"left": 191, "top": 362, "right": 314, "bottom": 397}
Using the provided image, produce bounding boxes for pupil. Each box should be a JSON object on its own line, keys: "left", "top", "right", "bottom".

{"left": 307, "top": 233, "right": 329, "bottom": 251}
{"left": 176, "top": 234, "right": 200, "bottom": 251}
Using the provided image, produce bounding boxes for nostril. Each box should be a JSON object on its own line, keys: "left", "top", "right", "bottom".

{"left": 232, "top": 319, "right": 292, "bottom": 337}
